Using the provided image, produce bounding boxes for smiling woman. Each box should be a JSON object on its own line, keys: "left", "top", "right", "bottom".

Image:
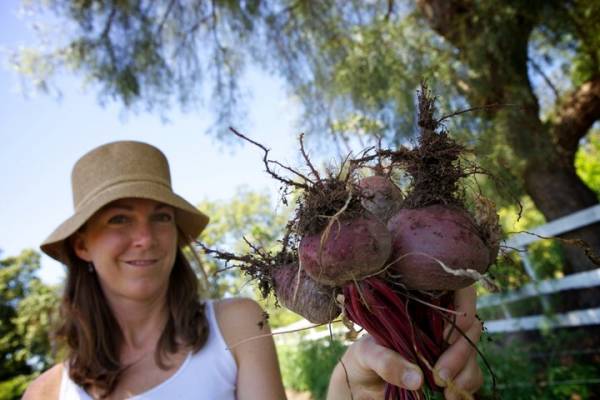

{"left": 21, "top": 140, "right": 290, "bottom": 400}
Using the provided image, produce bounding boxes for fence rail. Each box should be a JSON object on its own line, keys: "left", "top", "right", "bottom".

{"left": 478, "top": 203, "right": 600, "bottom": 332}
{"left": 503, "top": 204, "right": 600, "bottom": 249}
{"left": 477, "top": 268, "right": 600, "bottom": 308}
{"left": 484, "top": 307, "right": 600, "bottom": 333}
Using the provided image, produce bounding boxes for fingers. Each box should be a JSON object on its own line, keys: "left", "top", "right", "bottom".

{"left": 434, "top": 317, "right": 483, "bottom": 388}
{"left": 445, "top": 286, "right": 477, "bottom": 344}
{"left": 435, "top": 286, "right": 484, "bottom": 399}
{"left": 443, "top": 353, "right": 483, "bottom": 400}
{"left": 354, "top": 336, "right": 424, "bottom": 391}
{"left": 452, "top": 353, "right": 484, "bottom": 394}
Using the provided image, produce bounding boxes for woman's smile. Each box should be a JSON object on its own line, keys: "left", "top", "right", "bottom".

{"left": 124, "top": 259, "right": 160, "bottom": 267}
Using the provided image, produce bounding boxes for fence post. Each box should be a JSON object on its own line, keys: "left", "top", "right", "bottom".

{"left": 520, "top": 248, "right": 553, "bottom": 313}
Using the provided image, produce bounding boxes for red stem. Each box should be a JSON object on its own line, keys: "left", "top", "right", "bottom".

{"left": 343, "top": 277, "right": 454, "bottom": 399}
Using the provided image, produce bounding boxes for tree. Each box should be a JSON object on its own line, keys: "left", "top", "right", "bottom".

{"left": 13, "top": 1, "right": 600, "bottom": 304}
{"left": 196, "top": 187, "right": 299, "bottom": 327}
{"left": 0, "top": 250, "right": 59, "bottom": 400}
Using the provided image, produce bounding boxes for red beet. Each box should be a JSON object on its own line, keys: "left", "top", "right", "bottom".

{"left": 387, "top": 204, "right": 492, "bottom": 290}
{"left": 358, "top": 175, "right": 404, "bottom": 222}
{"left": 299, "top": 217, "right": 392, "bottom": 286}
{"left": 272, "top": 262, "right": 340, "bottom": 324}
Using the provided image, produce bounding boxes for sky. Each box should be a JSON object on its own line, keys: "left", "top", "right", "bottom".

{"left": 0, "top": 1, "right": 306, "bottom": 284}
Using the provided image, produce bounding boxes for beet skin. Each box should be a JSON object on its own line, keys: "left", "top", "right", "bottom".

{"left": 387, "top": 205, "right": 491, "bottom": 290}
{"left": 358, "top": 175, "right": 404, "bottom": 222}
{"left": 272, "top": 262, "right": 340, "bottom": 324}
{"left": 299, "top": 217, "right": 392, "bottom": 286}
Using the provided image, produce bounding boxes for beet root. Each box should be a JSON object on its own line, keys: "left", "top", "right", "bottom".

{"left": 358, "top": 175, "right": 404, "bottom": 222}
{"left": 387, "top": 204, "right": 491, "bottom": 291}
{"left": 272, "top": 262, "right": 340, "bottom": 324}
{"left": 299, "top": 217, "right": 392, "bottom": 286}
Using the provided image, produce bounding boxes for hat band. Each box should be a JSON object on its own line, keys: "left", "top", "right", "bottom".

{"left": 76, "top": 176, "right": 172, "bottom": 211}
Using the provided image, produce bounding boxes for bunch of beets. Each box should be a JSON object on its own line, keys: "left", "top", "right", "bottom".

{"left": 205, "top": 84, "right": 501, "bottom": 400}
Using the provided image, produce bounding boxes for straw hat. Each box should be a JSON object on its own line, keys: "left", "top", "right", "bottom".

{"left": 41, "top": 141, "right": 209, "bottom": 264}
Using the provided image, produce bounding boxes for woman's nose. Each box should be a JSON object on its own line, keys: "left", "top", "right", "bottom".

{"left": 131, "top": 221, "right": 156, "bottom": 248}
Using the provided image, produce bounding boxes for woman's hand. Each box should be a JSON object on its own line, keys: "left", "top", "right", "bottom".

{"left": 327, "top": 285, "right": 483, "bottom": 400}
{"left": 327, "top": 334, "right": 424, "bottom": 399}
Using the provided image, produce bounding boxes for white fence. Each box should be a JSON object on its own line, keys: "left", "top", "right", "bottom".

{"left": 274, "top": 204, "right": 600, "bottom": 342}
{"left": 480, "top": 203, "right": 600, "bottom": 333}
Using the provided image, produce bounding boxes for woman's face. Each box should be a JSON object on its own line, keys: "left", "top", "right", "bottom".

{"left": 73, "top": 198, "right": 178, "bottom": 303}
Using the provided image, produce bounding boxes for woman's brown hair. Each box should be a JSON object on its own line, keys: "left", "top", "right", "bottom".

{"left": 56, "top": 244, "right": 209, "bottom": 397}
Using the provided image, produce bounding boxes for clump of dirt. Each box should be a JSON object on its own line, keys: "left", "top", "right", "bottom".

{"left": 294, "top": 176, "right": 364, "bottom": 236}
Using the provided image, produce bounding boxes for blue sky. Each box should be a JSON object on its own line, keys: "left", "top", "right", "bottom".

{"left": 0, "top": 1, "right": 306, "bottom": 283}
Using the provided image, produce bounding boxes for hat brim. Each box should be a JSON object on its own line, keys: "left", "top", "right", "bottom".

{"left": 41, "top": 180, "right": 208, "bottom": 264}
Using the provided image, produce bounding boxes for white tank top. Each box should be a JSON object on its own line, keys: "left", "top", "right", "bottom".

{"left": 58, "top": 300, "right": 237, "bottom": 399}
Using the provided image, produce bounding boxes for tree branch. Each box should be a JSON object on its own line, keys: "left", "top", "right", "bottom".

{"left": 528, "top": 56, "right": 560, "bottom": 101}
{"left": 384, "top": 0, "right": 394, "bottom": 21}
{"left": 552, "top": 76, "right": 600, "bottom": 160}
{"left": 415, "top": 0, "right": 474, "bottom": 46}
{"left": 101, "top": 5, "right": 117, "bottom": 39}
{"left": 156, "top": 0, "right": 177, "bottom": 36}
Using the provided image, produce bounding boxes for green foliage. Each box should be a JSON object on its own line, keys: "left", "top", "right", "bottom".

{"left": 0, "top": 250, "right": 59, "bottom": 398}
{"left": 0, "top": 374, "right": 36, "bottom": 400}
{"left": 479, "top": 330, "right": 600, "bottom": 399}
{"left": 13, "top": 279, "right": 60, "bottom": 370}
{"left": 482, "top": 197, "right": 562, "bottom": 294}
{"left": 197, "top": 187, "right": 290, "bottom": 297}
{"left": 15, "top": 1, "right": 597, "bottom": 139}
{"left": 566, "top": 1, "right": 600, "bottom": 86}
{"left": 481, "top": 129, "right": 600, "bottom": 297}
{"left": 278, "top": 338, "right": 347, "bottom": 400}
{"left": 13, "top": 0, "right": 276, "bottom": 132}
{"left": 575, "top": 130, "right": 600, "bottom": 197}
{"left": 195, "top": 187, "right": 302, "bottom": 327}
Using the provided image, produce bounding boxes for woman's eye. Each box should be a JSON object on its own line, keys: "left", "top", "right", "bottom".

{"left": 108, "top": 215, "right": 129, "bottom": 224}
{"left": 153, "top": 213, "right": 173, "bottom": 222}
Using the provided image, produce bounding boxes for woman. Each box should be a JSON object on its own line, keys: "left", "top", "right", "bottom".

{"left": 24, "top": 141, "right": 483, "bottom": 399}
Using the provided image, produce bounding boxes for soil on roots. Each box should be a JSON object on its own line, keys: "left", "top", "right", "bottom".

{"left": 295, "top": 178, "right": 365, "bottom": 237}
{"left": 393, "top": 85, "right": 469, "bottom": 209}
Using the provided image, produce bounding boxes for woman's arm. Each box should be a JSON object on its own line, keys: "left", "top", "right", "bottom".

{"left": 327, "top": 286, "right": 483, "bottom": 400}
{"left": 216, "top": 298, "right": 287, "bottom": 400}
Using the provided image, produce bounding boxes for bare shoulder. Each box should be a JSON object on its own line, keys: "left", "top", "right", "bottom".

{"left": 214, "top": 298, "right": 270, "bottom": 339}
{"left": 213, "top": 298, "right": 271, "bottom": 357}
{"left": 22, "top": 364, "right": 63, "bottom": 400}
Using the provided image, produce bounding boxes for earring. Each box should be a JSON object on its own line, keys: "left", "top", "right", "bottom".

{"left": 88, "top": 262, "right": 95, "bottom": 273}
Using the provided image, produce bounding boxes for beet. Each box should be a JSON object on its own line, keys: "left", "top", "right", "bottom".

{"left": 387, "top": 205, "right": 491, "bottom": 290}
{"left": 358, "top": 175, "right": 404, "bottom": 222}
{"left": 272, "top": 262, "right": 340, "bottom": 324}
{"left": 299, "top": 216, "right": 392, "bottom": 286}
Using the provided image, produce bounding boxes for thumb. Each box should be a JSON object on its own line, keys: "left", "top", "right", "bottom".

{"left": 356, "top": 336, "right": 424, "bottom": 391}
